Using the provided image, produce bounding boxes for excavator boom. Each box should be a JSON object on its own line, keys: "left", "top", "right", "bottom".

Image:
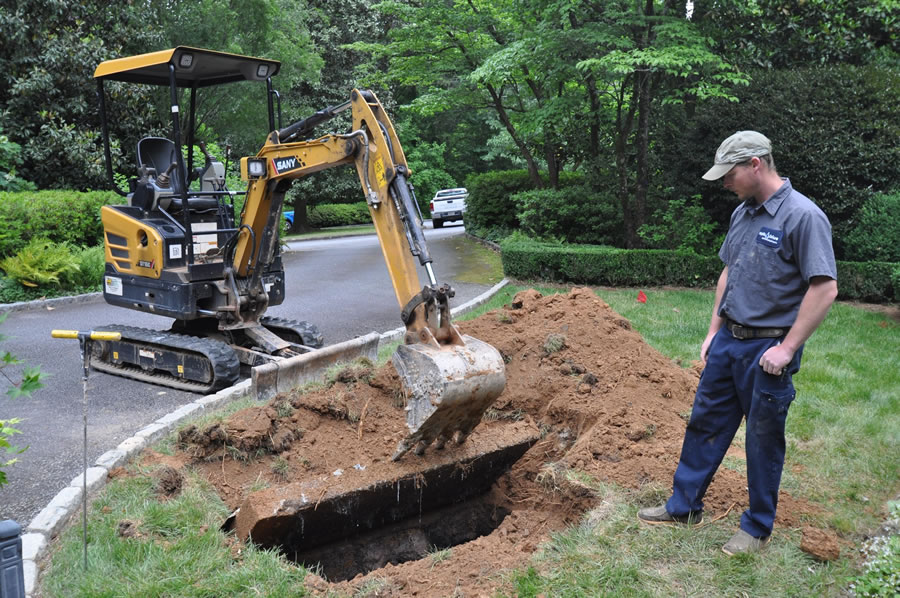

{"left": 236, "top": 90, "right": 506, "bottom": 458}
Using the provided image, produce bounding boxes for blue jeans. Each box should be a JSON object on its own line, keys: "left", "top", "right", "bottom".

{"left": 665, "top": 327, "right": 802, "bottom": 538}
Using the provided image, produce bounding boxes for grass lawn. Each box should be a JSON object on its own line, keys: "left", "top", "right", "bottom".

{"left": 41, "top": 285, "right": 899, "bottom": 597}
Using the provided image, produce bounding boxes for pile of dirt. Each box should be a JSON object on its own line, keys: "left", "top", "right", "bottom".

{"left": 143, "top": 287, "right": 830, "bottom": 596}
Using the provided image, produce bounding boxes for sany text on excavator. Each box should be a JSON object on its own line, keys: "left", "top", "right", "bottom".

{"left": 92, "top": 47, "right": 505, "bottom": 459}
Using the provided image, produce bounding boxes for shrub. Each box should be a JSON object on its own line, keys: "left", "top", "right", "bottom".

{"left": 500, "top": 237, "right": 722, "bottom": 288}
{"left": 464, "top": 170, "right": 585, "bottom": 233}
{"left": 842, "top": 191, "right": 900, "bottom": 263}
{"left": 638, "top": 195, "right": 722, "bottom": 255}
{"left": 0, "top": 130, "right": 35, "bottom": 192}
{"left": 65, "top": 245, "right": 106, "bottom": 289}
{"left": 836, "top": 261, "right": 897, "bottom": 303}
{"left": 0, "top": 238, "right": 80, "bottom": 288}
{"left": 0, "top": 190, "right": 125, "bottom": 257}
{"left": 514, "top": 185, "right": 624, "bottom": 246}
{"left": 307, "top": 203, "right": 372, "bottom": 228}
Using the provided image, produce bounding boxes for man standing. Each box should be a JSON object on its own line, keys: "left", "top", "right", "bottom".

{"left": 638, "top": 131, "right": 838, "bottom": 555}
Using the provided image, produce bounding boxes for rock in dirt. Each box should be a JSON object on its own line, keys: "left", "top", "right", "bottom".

{"left": 800, "top": 526, "right": 841, "bottom": 561}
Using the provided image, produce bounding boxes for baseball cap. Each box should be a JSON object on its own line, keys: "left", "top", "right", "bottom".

{"left": 702, "top": 131, "right": 772, "bottom": 180}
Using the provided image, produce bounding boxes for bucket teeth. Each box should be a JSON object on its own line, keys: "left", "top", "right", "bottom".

{"left": 391, "top": 335, "right": 506, "bottom": 460}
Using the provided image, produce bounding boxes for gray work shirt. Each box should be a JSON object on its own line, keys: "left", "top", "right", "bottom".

{"left": 718, "top": 178, "right": 837, "bottom": 327}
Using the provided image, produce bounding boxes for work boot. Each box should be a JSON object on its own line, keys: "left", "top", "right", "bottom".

{"left": 722, "top": 529, "right": 769, "bottom": 556}
{"left": 637, "top": 505, "right": 703, "bottom": 526}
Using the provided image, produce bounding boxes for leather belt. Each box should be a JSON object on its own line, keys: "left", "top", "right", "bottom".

{"left": 725, "top": 319, "right": 789, "bottom": 340}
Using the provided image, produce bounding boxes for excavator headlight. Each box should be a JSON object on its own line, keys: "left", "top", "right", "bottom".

{"left": 241, "top": 157, "right": 267, "bottom": 180}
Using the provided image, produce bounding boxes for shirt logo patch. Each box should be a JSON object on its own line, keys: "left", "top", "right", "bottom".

{"left": 756, "top": 227, "right": 782, "bottom": 248}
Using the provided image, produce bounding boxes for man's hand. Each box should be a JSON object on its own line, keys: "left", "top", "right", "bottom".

{"left": 700, "top": 332, "right": 716, "bottom": 364}
{"left": 759, "top": 343, "right": 794, "bottom": 375}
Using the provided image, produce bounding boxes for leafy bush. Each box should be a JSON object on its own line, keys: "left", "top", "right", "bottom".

{"left": 500, "top": 237, "right": 896, "bottom": 302}
{"left": 0, "top": 190, "right": 124, "bottom": 257}
{"left": 836, "top": 261, "right": 898, "bottom": 302}
{"left": 500, "top": 237, "right": 722, "bottom": 288}
{"left": 66, "top": 245, "right": 106, "bottom": 288}
{"left": 0, "top": 238, "right": 80, "bottom": 288}
{"left": 307, "top": 203, "right": 372, "bottom": 228}
{"left": 638, "top": 195, "right": 722, "bottom": 255}
{"left": 464, "top": 170, "right": 585, "bottom": 233}
{"left": 514, "top": 185, "right": 624, "bottom": 246}
{"left": 843, "top": 191, "right": 900, "bottom": 263}
{"left": 0, "top": 129, "right": 36, "bottom": 192}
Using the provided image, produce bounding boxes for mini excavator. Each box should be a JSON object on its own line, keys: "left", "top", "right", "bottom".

{"left": 92, "top": 47, "right": 505, "bottom": 458}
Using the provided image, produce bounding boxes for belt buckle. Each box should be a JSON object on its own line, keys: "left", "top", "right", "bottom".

{"left": 730, "top": 322, "right": 750, "bottom": 340}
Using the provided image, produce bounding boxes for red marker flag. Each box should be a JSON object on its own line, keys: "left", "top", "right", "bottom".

{"left": 637, "top": 290, "right": 647, "bottom": 303}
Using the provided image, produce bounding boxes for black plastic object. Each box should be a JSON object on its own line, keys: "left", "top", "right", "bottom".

{"left": 0, "top": 520, "right": 24, "bottom": 598}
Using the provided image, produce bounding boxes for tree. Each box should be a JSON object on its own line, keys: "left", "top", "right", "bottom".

{"left": 354, "top": 1, "right": 744, "bottom": 247}
{"left": 354, "top": 0, "right": 583, "bottom": 189}
{"left": 693, "top": 0, "right": 899, "bottom": 70}
{"left": 0, "top": 0, "right": 322, "bottom": 191}
{"left": 575, "top": 1, "right": 747, "bottom": 247}
{"left": 0, "top": 0, "right": 164, "bottom": 189}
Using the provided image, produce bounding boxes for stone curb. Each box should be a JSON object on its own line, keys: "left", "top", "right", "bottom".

{"left": 0, "top": 292, "right": 104, "bottom": 315}
{"left": 19, "top": 280, "right": 509, "bottom": 596}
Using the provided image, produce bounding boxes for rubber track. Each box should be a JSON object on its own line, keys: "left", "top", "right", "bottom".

{"left": 90, "top": 324, "right": 240, "bottom": 394}
{"left": 260, "top": 316, "right": 324, "bottom": 349}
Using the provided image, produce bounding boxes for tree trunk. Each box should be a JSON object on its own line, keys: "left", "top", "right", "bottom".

{"left": 289, "top": 195, "right": 314, "bottom": 233}
{"left": 632, "top": 69, "right": 652, "bottom": 248}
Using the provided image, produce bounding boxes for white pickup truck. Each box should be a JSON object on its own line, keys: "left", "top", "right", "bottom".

{"left": 429, "top": 187, "right": 468, "bottom": 229}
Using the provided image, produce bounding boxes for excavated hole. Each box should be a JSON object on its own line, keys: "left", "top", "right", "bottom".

{"left": 287, "top": 494, "right": 509, "bottom": 582}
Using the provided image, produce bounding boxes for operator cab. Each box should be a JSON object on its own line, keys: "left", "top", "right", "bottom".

{"left": 94, "top": 47, "right": 287, "bottom": 318}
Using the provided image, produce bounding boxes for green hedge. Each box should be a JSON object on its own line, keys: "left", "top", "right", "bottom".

{"left": 307, "top": 202, "right": 372, "bottom": 228}
{"left": 0, "top": 190, "right": 124, "bottom": 257}
{"left": 500, "top": 238, "right": 896, "bottom": 303}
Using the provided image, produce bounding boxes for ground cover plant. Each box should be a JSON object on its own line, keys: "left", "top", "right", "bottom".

{"left": 39, "top": 286, "right": 898, "bottom": 597}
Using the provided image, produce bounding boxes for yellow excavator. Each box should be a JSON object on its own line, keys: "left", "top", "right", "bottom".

{"left": 92, "top": 47, "right": 505, "bottom": 458}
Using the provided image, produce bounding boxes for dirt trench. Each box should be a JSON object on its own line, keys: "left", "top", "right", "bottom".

{"left": 147, "top": 287, "right": 831, "bottom": 596}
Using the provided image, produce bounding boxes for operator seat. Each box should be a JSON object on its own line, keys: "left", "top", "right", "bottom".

{"left": 137, "top": 137, "right": 178, "bottom": 179}
{"left": 135, "top": 137, "right": 217, "bottom": 213}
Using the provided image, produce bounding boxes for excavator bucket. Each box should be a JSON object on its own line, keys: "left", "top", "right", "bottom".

{"left": 391, "top": 334, "right": 506, "bottom": 460}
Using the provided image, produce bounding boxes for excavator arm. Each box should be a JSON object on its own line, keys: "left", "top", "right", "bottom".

{"left": 235, "top": 90, "right": 506, "bottom": 459}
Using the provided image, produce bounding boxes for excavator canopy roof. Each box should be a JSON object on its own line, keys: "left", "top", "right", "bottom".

{"left": 94, "top": 46, "right": 280, "bottom": 87}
